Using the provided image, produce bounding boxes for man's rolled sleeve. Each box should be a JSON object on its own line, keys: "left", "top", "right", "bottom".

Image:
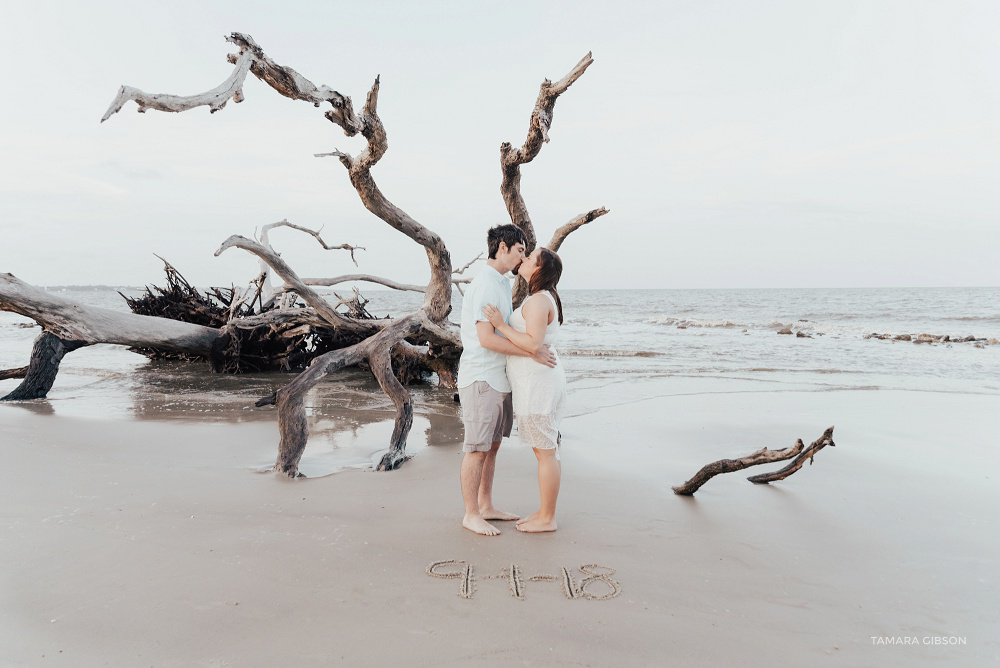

{"left": 470, "top": 283, "right": 501, "bottom": 325}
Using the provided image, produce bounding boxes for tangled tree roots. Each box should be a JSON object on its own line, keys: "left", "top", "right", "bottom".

{"left": 123, "top": 260, "right": 453, "bottom": 383}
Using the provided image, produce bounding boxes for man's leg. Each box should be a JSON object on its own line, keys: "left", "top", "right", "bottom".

{"left": 478, "top": 441, "right": 519, "bottom": 521}
{"left": 461, "top": 450, "right": 499, "bottom": 536}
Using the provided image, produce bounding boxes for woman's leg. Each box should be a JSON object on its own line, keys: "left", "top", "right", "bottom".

{"left": 517, "top": 447, "right": 560, "bottom": 533}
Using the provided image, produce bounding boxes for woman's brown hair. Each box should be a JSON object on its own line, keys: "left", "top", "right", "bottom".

{"left": 527, "top": 247, "right": 564, "bottom": 324}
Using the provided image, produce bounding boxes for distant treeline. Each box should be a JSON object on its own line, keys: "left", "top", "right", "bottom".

{"left": 43, "top": 285, "right": 142, "bottom": 292}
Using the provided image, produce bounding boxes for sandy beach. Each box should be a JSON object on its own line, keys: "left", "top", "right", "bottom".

{"left": 2, "top": 0, "right": 999, "bottom": 664}
{"left": 1, "top": 376, "right": 996, "bottom": 667}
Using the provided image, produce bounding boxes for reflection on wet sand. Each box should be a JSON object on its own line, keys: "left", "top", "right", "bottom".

{"left": 3, "top": 398, "right": 56, "bottom": 416}
{"left": 1, "top": 359, "right": 463, "bottom": 476}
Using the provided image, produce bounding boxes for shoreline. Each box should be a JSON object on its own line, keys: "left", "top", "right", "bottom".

{"left": 1, "top": 378, "right": 996, "bottom": 665}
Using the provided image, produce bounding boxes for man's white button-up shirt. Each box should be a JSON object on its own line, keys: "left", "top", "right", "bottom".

{"left": 457, "top": 264, "right": 512, "bottom": 392}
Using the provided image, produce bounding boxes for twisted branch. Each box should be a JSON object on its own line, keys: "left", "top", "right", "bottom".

{"left": 0, "top": 366, "right": 29, "bottom": 381}
{"left": 497, "top": 52, "right": 605, "bottom": 304}
{"left": 303, "top": 274, "right": 470, "bottom": 293}
{"left": 214, "top": 235, "right": 375, "bottom": 335}
{"left": 101, "top": 49, "right": 255, "bottom": 122}
{"left": 270, "top": 314, "right": 423, "bottom": 477}
{"left": 549, "top": 207, "right": 610, "bottom": 252}
{"left": 453, "top": 253, "right": 484, "bottom": 275}
{"left": 500, "top": 52, "right": 595, "bottom": 246}
{"left": 103, "top": 32, "right": 363, "bottom": 135}
{"left": 259, "top": 219, "right": 364, "bottom": 266}
{"left": 315, "top": 75, "right": 453, "bottom": 321}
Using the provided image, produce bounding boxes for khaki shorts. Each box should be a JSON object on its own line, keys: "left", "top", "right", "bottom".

{"left": 458, "top": 381, "right": 513, "bottom": 452}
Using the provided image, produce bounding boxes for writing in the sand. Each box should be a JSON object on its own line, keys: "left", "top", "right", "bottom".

{"left": 427, "top": 560, "right": 621, "bottom": 601}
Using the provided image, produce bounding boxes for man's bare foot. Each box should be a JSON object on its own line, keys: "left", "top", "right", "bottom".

{"left": 462, "top": 515, "right": 500, "bottom": 536}
{"left": 516, "top": 517, "right": 557, "bottom": 533}
{"left": 480, "top": 507, "right": 520, "bottom": 521}
{"left": 516, "top": 511, "right": 539, "bottom": 526}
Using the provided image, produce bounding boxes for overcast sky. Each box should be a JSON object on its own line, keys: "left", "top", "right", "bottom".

{"left": 1, "top": 0, "right": 997, "bottom": 289}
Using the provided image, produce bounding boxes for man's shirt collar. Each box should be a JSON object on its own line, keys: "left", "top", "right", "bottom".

{"left": 483, "top": 264, "right": 510, "bottom": 283}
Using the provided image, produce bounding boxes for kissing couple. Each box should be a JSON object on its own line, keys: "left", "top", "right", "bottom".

{"left": 457, "top": 224, "right": 567, "bottom": 536}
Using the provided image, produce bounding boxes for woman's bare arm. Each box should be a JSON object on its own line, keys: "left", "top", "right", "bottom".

{"left": 485, "top": 295, "right": 551, "bottom": 354}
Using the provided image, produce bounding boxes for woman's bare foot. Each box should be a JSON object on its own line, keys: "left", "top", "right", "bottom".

{"left": 515, "top": 517, "right": 557, "bottom": 533}
{"left": 516, "top": 511, "right": 539, "bottom": 526}
{"left": 462, "top": 515, "right": 500, "bottom": 536}
{"left": 480, "top": 507, "right": 520, "bottom": 521}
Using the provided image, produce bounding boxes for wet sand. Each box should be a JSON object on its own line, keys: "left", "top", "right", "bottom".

{"left": 0, "top": 380, "right": 997, "bottom": 666}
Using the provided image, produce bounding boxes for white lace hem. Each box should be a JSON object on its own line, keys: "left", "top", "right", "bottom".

{"left": 516, "top": 413, "right": 561, "bottom": 452}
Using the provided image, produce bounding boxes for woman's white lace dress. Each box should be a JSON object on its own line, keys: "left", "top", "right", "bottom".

{"left": 505, "top": 291, "right": 567, "bottom": 452}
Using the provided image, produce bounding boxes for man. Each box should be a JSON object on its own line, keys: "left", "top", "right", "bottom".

{"left": 458, "top": 224, "right": 556, "bottom": 536}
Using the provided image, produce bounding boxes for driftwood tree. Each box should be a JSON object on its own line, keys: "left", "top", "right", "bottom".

{"left": 0, "top": 33, "right": 607, "bottom": 476}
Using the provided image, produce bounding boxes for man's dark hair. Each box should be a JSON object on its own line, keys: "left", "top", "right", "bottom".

{"left": 486, "top": 224, "right": 527, "bottom": 259}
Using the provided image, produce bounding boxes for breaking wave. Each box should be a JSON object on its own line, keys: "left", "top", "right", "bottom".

{"left": 563, "top": 349, "right": 662, "bottom": 358}
{"left": 648, "top": 316, "right": 747, "bottom": 329}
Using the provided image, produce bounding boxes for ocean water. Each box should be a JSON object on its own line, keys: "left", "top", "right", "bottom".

{"left": 3, "top": 285, "right": 997, "bottom": 472}
{"left": 2, "top": 286, "right": 999, "bottom": 398}
{"left": 2, "top": 285, "right": 998, "bottom": 471}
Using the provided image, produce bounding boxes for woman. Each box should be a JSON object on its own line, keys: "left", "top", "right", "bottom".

{"left": 483, "top": 246, "right": 567, "bottom": 533}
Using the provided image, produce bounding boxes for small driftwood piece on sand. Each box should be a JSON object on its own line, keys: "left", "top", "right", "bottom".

{"left": 747, "top": 426, "right": 836, "bottom": 484}
{"left": 672, "top": 426, "right": 835, "bottom": 495}
{"left": 672, "top": 440, "right": 804, "bottom": 495}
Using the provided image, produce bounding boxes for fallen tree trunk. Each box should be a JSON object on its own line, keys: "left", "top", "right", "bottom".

{"left": 0, "top": 273, "right": 223, "bottom": 356}
{"left": 747, "top": 426, "right": 836, "bottom": 484}
{"left": 1, "top": 272, "right": 228, "bottom": 401}
{"left": 672, "top": 439, "right": 805, "bottom": 495}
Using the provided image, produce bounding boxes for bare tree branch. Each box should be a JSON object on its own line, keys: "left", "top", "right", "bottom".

{"left": 500, "top": 52, "right": 595, "bottom": 247}
{"left": 498, "top": 52, "right": 597, "bottom": 304}
{"left": 0, "top": 366, "right": 29, "bottom": 381}
{"left": 453, "top": 252, "right": 483, "bottom": 275}
{"left": 101, "top": 49, "right": 255, "bottom": 122}
{"left": 370, "top": 343, "right": 413, "bottom": 471}
{"left": 304, "top": 274, "right": 426, "bottom": 293}
{"left": 303, "top": 274, "right": 470, "bottom": 293}
{"left": 415, "top": 310, "right": 462, "bottom": 349}
{"left": 214, "top": 235, "right": 375, "bottom": 335}
{"left": 316, "top": 75, "right": 453, "bottom": 321}
{"left": 102, "top": 32, "right": 364, "bottom": 135}
{"left": 259, "top": 219, "right": 364, "bottom": 266}
{"left": 270, "top": 314, "right": 423, "bottom": 477}
{"left": 228, "top": 307, "right": 333, "bottom": 329}
{"left": 548, "top": 207, "right": 610, "bottom": 252}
